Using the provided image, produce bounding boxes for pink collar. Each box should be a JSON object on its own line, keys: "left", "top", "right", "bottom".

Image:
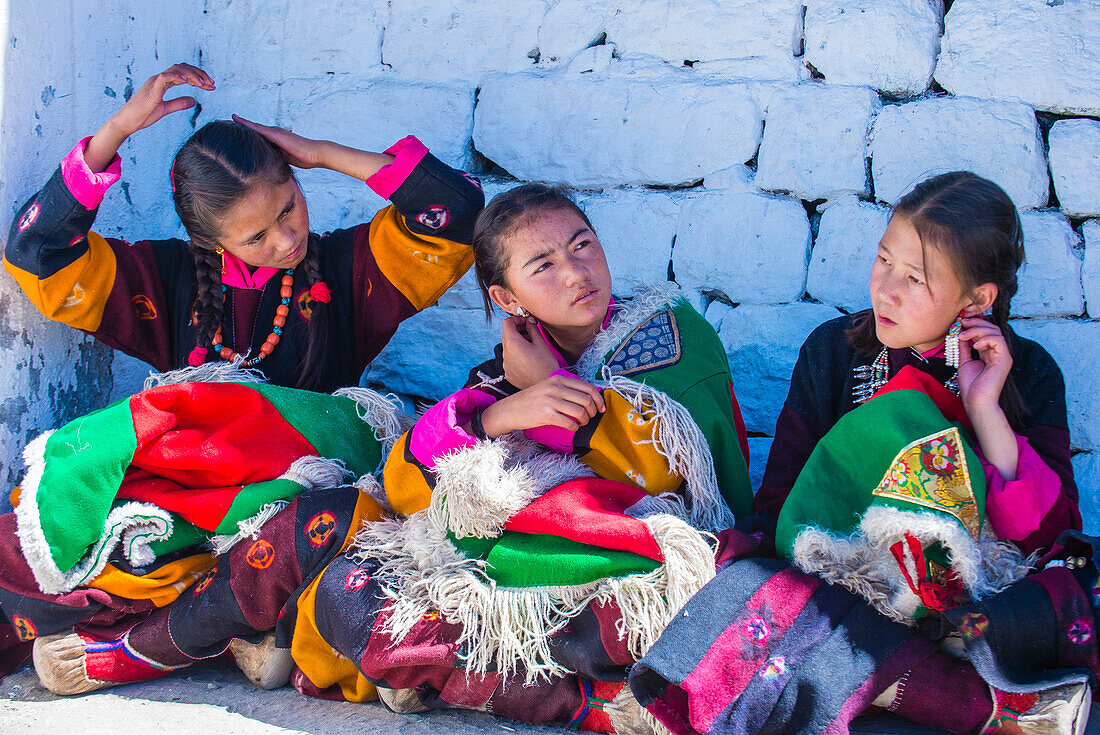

{"left": 220, "top": 250, "right": 280, "bottom": 290}
{"left": 920, "top": 342, "right": 946, "bottom": 359}
{"left": 534, "top": 296, "right": 616, "bottom": 368}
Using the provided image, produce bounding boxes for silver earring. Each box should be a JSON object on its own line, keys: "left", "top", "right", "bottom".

{"left": 516, "top": 306, "right": 528, "bottom": 317}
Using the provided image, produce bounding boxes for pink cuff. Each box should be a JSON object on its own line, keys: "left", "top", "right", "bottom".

{"left": 366, "top": 135, "right": 429, "bottom": 199}
{"left": 982, "top": 436, "right": 1062, "bottom": 541}
{"left": 59, "top": 137, "right": 122, "bottom": 210}
{"left": 221, "top": 250, "right": 280, "bottom": 290}
{"left": 521, "top": 369, "right": 588, "bottom": 453}
{"left": 409, "top": 389, "right": 497, "bottom": 468}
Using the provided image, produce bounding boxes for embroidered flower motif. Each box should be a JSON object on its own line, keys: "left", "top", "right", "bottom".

{"left": 1067, "top": 618, "right": 1092, "bottom": 645}
{"left": 627, "top": 410, "right": 648, "bottom": 427}
{"left": 958, "top": 612, "right": 990, "bottom": 639}
{"left": 887, "top": 461, "right": 911, "bottom": 490}
{"left": 760, "top": 657, "right": 787, "bottom": 681}
{"left": 741, "top": 616, "right": 770, "bottom": 646}
{"left": 920, "top": 439, "right": 957, "bottom": 475}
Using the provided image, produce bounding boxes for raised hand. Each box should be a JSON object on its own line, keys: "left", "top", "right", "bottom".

{"left": 501, "top": 316, "right": 561, "bottom": 389}
{"left": 479, "top": 373, "right": 606, "bottom": 438}
{"left": 956, "top": 316, "right": 1013, "bottom": 412}
{"left": 231, "top": 114, "right": 324, "bottom": 169}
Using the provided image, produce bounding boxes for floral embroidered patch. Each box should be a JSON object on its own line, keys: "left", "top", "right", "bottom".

{"left": 761, "top": 657, "right": 788, "bottom": 681}
{"left": 606, "top": 308, "right": 681, "bottom": 377}
{"left": 872, "top": 426, "right": 980, "bottom": 538}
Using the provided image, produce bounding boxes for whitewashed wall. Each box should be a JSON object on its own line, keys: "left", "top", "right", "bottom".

{"left": 1, "top": 0, "right": 1098, "bottom": 525}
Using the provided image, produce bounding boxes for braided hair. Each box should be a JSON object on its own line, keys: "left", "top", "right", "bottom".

{"left": 847, "top": 171, "right": 1028, "bottom": 427}
{"left": 171, "top": 120, "right": 330, "bottom": 390}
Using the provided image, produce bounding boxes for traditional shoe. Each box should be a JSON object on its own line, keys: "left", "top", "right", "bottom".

{"left": 376, "top": 685, "right": 429, "bottom": 714}
{"left": 227, "top": 633, "right": 294, "bottom": 690}
{"left": 603, "top": 682, "right": 668, "bottom": 735}
{"left": 983, "top": 682, "right": 1092, "bottom": 735}
{"left": 33, "top": 630, "right": 177, "bottom": 696}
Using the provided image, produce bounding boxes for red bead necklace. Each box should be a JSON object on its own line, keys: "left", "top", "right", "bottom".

{"left": 211, "top": 270, "right": 293, "bottom": 367}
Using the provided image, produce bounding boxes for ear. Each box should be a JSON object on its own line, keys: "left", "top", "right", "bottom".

{"left": 963, "top": 283, "right": 998, "bottom": 317}
{"left": 488, "top": 284, "right": 521, "bottom": 316}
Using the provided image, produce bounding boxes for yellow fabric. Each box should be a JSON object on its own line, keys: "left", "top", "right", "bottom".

{"left": 382, "top": 432, "right": 436, "bottom": 516}
{"left": 291, "top": 489, "right": 384, "bottom": 703}
{"left": 86, "top": 554, "right": 216, "bottom": 608}
{"left": 3, "top": 231, "right": 116, "bottom": 331}
{"left": 368, "top": 205, "right": 474, "bottom": 311}
{"left": 581, "top": 391, "right": 684, "bottom": 496}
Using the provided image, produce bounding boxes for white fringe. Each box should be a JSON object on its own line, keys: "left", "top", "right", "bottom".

{"left": 354, "top": 471, "right": 393, "bottom": 515}
{"left": 143, "top": 359, "right": 267, "bottom": 390}
{"left": 208, "top": 501, "right": 289, "bottom": 556}
{"left": 332, "top": 387, "right": 408, "bottom": 455}
{"left": 602, "top": 373, "right": 735, "bottom": 533}
{"left": 575, "top": 283, "right": 684, "bottom": 382}
{"left": 792, "top": 506, "right": 1032, "bottom": 624}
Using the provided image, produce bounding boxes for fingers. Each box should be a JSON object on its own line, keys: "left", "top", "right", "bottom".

{"left": 165, "top": 63, "right": 215, "bottom": 90}
{"left": 162, "top": 96, "right": 197, "bottom": 116}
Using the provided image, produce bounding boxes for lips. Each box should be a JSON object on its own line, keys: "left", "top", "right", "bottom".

{"left": 572, "top": 287, "right": 600, "bottom": 306}
{"left": 876, "top": 313, "right": 897, "bottom": 327}
{"left": 282, "top": 242, "right": 304, "bottom": 264}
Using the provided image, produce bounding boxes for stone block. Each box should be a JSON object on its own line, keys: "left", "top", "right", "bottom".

{"left": 703, "top": 165, "right": 756, "bottom": 193}
{"left": 366, "top": 307, "right": 504, "bottom": 401}
{"left": 1014, "top": 212, "right": 1084, "bottom": 318}
{"left": 382, "top": 0, "right": 543, "bottom": 81}
{"left": 717, "top": 303, "right": 844, "bottom": 435}
{"left": 870, "top": 97, "right": 1048, "bottom": 209}
{"left": 754, "top": 84, "right": 880, "bottom": 200}
{"left": 1049, "top": 119, "right": 1100, "bottom": 218}
{"left": 575, "top": 189, "right": 683, "bottom": 286}
{"left": 807, "top": 196, "right": 891, "bottom": 313}
{"left": 606, "top": 0, "right": 805, "bottom": 80}
{"left": 474, "top": 72, "right": 761, "bottom": 188}
{"left": 536, "top": 0, "right": 616, "bottom": 66}
{"left": 1084, "top": 220, "right": 1100, "bottom": 319}
{"left": 674, "top": 192, "right": 810, "bottom": 304}
{"left": 803, "top": 0, "right": 942, "bottom": 96}
{"left": 1013, "top": 319, "right": 1100, "bottom": 452}
{"left": 1074, "top": 452, "right": 1100, "bottom": 535}
{"left": 935, "top": 0, "right": 1100, "bottom": 116}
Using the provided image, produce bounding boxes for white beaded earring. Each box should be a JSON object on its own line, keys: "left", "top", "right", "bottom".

{"left": 516, "top": 306, "right": 528, "bottom": 317}
{"left": 945, "top": 311, "right": 965, "bottom": 368}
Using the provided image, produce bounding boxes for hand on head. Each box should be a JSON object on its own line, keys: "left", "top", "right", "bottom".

{"left": 231, "top": 115, "right": 324, "bottom": 169}
{"left": 956, "top": 315, "right": 1013, "bottom": 412}
{"left": 500, "top": 314, "right": 561, "bottom": 390}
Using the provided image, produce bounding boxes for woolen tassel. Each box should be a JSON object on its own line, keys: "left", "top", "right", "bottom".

{"left": 309, "top": 281, "right": 332, "bottom": 303}
{"left": 187, "top": 346, "right": 208, "bottom": 366}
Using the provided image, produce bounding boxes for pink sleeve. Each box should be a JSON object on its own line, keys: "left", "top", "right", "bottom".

{"left": 982, "top": 435, "right": 1062, "bottom": 541}
{"left": 408, "top": 388, "right": 497, "bottom": 468}
{"left": 521, "top": 369, "right": 589, "bottom": 453}
{"left": 59, "top": 137, "right": 122, "bottom": 210}
{"left": 365, "top": 135, "right": 429, "bottom": 199}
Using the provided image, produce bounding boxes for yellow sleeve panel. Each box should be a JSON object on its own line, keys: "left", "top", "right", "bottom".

{"left": 290, "top": 489, "right": 384, "bottom": 703}
{"left": 3, "top": 231, "right": 116, "bottom": 331}
{"left": 86, "top": 554, "right": 217, "bottom": 608}
{"left": 581, "top": 390, "right": 685, "bottom": 496}
{"left": 381, "top": 431, "right": 437, "bottom": 517}
{"left": 368, "top": 205, "right": 474, "bottom": 312}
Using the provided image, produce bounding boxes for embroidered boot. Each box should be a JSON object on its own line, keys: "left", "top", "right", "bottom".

{"left": 33, "top": 630, "right": 181, "bottom": 695}
{"left": 376, "top": 685, "right": 430, "bottom": 714}
{"left": 227, "top": 632, "right": 294, "bottom": 690}
{"left": 982, "top": 682, "right": 1092, "bottom": 735}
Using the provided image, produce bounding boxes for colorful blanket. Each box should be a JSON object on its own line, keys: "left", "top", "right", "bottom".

{"left": 14, "top": 375, "right": 400, "bottom": 595}
{"left": 776, "top": 367, "right": 1030, "bottom": 622}
{"left": 350, "top": 435, "right": 719, "bottom": 684}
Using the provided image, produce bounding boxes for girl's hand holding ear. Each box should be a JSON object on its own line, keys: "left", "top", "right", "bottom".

{"left": 501, "top": 315, "right": 561, "bottom": 390}
{"left": 957, "top": 316, "right": 1019, "bottom": 480}
{"left": 86, "top": 63, "right": 215, "bottom": 172}
{"left": 478, "top": 373, "right": 606, "bottom": 438}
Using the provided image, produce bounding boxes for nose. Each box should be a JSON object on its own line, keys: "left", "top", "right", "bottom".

{"left": 562, "top": 253, "right": 590, "bottom": 286}
{"left": 875, "top": 270, "right": 902, "bottom": 306}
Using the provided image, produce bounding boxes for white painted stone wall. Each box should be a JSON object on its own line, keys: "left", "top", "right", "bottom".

{"left": 2, "top": 0, "right": 1099, "bottom": 515}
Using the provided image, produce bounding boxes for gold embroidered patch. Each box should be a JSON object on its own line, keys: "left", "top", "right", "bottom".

{"left": 872, "top": 426, "right": 980, "bottom": 538}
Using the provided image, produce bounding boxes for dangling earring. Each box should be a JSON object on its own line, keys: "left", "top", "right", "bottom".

{"left": 215, "top": 245, "right": 226, "bottom": 277}
{"left": 516, "top": 306, "right": 528, "bottom": 318}
{"left": 945, "top": 311, "right": 965, "bottom": 368}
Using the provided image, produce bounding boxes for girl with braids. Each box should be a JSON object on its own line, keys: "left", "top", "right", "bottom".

{"left": 5, "top": 63, "right": 484, "bottom": 392}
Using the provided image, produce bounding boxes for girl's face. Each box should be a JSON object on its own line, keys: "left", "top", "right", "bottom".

{"left": 216, "top": 177, "right": 310, "bottom": 269}
{"left": 489, "top": 206, "right": 613, "bottom": 339}
{"left": 870, "top": 214, "right": 978, "bottom": 354}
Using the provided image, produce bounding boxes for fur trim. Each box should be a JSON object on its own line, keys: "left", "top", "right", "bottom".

{"left": 142, "top": 359, "right": 267, "bottom": 390}
{"left": 208, "top": 501, "right": 289, "bottom": 556}
{"left": 576, "top": 283, "right": 684, "bottom": 382}
{"left": 431, "top": 435, "right": 594, "bottom": 539}
{"left": 603, "top": 373, "right": 735, "bottom": 533}
{"left": 354, "top": 471, "right": 392, "bottom": 515}
{"left": 792, "top": 506, "right": 1032, "bottom": 624}
{"left": 332, "top": 387, "right": 409, "bottom": 455}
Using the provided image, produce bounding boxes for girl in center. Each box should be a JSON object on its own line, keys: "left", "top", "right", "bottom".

{"left": 283, "top": 183, "right": 756, "bottom": 731}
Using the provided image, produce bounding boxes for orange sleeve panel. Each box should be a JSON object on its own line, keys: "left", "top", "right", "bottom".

{"left": 381, "top": 432, "right": 438, "bottom": 517}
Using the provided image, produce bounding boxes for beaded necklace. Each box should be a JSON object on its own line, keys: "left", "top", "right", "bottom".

{"left": 852, "top": 346, "right": 959, "bottom": 404}
{"left": 211, "top": 269, "right": 293, "bottom": 367}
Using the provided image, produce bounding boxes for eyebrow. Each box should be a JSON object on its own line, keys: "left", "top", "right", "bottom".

{"left": 522, "top": 227, "right": 591, "bottom": 269}
{"left": 880, "top": 243, "right": 924, "bottom": 274}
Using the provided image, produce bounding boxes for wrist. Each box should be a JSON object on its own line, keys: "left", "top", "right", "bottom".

{"left": 96, "top": 117, "right": 133, "bottom": 148}
{"left": 478, "top": 402, "right": 510, "bottom": 439}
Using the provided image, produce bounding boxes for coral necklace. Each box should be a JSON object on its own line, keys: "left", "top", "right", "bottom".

{"left": 212, "top": 269, "right": 293, "bottom": 367}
